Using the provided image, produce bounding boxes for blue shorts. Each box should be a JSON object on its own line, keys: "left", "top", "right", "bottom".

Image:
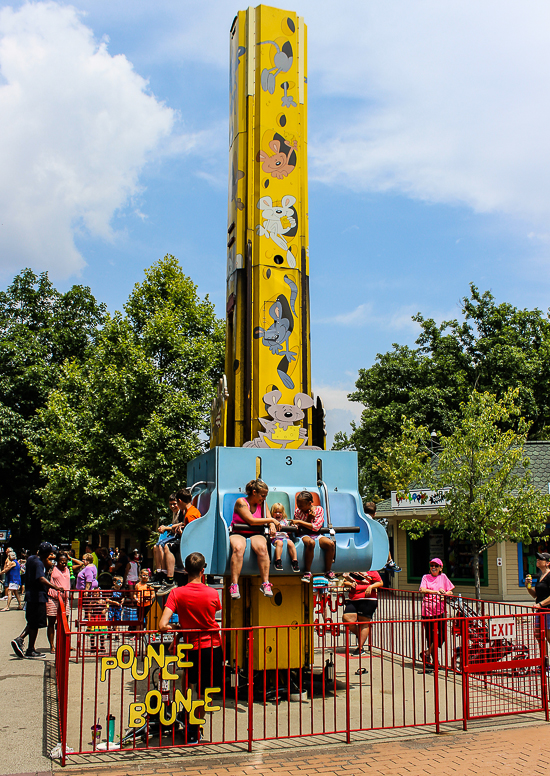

{"left": 108, "top": 607, "right": 122, "bottom": 622}
{"left": 157, "top": 531, "right": 173, "bottom": 547}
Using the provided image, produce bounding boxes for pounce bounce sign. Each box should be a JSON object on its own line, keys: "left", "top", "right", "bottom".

{"left": 101, "top": 644, "right": 221, "bottom": 727}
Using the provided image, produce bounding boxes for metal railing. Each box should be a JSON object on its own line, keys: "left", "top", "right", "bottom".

{"left": 53, "top": 589, "right": 549, "bottom": 766}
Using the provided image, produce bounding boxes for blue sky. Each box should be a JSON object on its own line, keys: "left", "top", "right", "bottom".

{"left": 2, "top": 0, "right": 550, "bottom": 443}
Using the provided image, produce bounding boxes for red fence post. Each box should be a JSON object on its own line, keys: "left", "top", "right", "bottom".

{"left": 247, "top": 629, "right": 254, "bottom": 752}
{"left": 345, "top": 622, "right": 351, "bottom": 744}
{"left": 538, "top": 613, "right": 549, "bottom": 722}
{"left": 460, "top": 616, "right": 468, "bottom": 731}
{"left": 433, "top": 617, "right": 440, "bottom": 734}
{"left": 56, "top": 605, "right": 70, "bottom": 766}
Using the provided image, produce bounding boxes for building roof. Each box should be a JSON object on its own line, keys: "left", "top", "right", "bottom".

{"left": 374, "top": 440, "right": 550, "bottom": 516}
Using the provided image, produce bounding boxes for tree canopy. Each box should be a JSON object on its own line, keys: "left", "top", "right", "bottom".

{"left": 336, "top": 284, "right": 550, "bottom": 500}
{"left": 0, "top": 269, "right": 105, "bottom": 544}
{"left": 376, "top": 390, "right": 550, "bottom": 598}
{"left": 29, "top": 255, "right": 225, "bottom": 540}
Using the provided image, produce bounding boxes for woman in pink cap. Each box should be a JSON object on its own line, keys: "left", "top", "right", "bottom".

{"left": 419, "top": 558, "right": 454, "bottom": 668}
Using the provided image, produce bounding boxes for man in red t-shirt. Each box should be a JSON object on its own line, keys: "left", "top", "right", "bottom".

{"left": 159, "top": 552, "right": 222, "bottom": 694}
{"left": 342, "top": 570, "right": 383, "bottom": 656}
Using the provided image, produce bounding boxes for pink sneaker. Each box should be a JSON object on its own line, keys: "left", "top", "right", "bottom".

{"left": 230, "top": 583, "right": 240, "bottom": 599}
{"left": 260, "top": 581, "right": 273, "bottom": 597}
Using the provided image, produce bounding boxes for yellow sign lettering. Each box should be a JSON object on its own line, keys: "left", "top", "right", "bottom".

{"left": 145, "top": 690, "right": 162, "bottom": 715}
{"left": 204, "top": 687, "right": 221, "bottom": 713}
{"left": 174, "top": 687, "right": 193, "bottom": 713}
{"left": 161, "top": 655, "right": 179, "bottom": 680}
{"left": 176, "top": 642, "right": 193, "bottom": 668}
{"left": 128, "top": 702, "right": 147, "bottom": 728}
{"left": 189, "top": 699, "right": 205, "bottom": 725}
{"left": 146, "top": 643, "right": 165, "bottom": 668}
{"left": 159, "top": 701, "right": 177, "bottom": 726}
{"left": 116, "top": 644, "right": 135, "bottom": 669}
{"left": 131, "top": 656, "right": 150, "bottom": 681}
{"left": 100, "top": 656, "right": 117, "bottom": 682}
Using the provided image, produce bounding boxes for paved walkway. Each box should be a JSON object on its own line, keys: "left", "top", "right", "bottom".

{"left": 0, "top": 606, "right": 54, "bottom": 775}
{"left": 47, "top": 721, "right": 549, "bottom": 776}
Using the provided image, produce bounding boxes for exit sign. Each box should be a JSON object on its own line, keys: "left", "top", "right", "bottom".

{"left": 489, "top": 618, "right": 516, "bottom": 640}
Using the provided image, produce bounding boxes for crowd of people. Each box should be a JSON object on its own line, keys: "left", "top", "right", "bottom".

{"left": 5, "top": 480, "right": 550, "bottom": 671}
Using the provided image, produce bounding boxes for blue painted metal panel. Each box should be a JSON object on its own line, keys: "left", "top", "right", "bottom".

{"left": 181, "top": 447, "right": 389, "bottom": 576}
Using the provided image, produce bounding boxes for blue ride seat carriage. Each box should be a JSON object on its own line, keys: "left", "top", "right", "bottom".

{"left": 178, "top": 447, "right": 388, "bottom": 576}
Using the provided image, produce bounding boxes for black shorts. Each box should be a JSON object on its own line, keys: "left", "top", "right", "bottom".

{"left": 25, "top": 601, "right": 47, "bottom": 630}
{"left": 344, "top": 599, "right": 378, "bottom": 618}
{"left": 184, "top": 646, "right": 223, "bottom": 694}
{"left": 423, "top": 615, "right": 447, "bottom": 645}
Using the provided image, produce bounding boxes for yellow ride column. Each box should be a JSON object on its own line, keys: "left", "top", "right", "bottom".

{"left": 224, "top": 5, "right": 312, "bottom": 450}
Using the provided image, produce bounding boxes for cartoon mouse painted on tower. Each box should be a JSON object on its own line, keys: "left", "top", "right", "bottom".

{"left": 244, "top": 390, "right": 321, "bottom": 450}
{"left": 257, "top": 136, "right": 297, "bottom": 180}
{"left": 256, "top": 195, "right": 298, "bottom": 268}
{"left": 254, "top": 275, "right": 297, "bottom": 389}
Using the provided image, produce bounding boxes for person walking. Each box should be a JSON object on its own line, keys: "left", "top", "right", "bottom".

{"left": 1, "top": 550, "right": 23, "bottom": 611}
{"left": 11, "top": 542, "right": 63, "bottom": 658}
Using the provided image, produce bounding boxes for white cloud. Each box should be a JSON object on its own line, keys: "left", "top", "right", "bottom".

{"left": 317, "top": 302, "right": 422, "bottom": 334}
{"left": 312, "top": 379, "right": 363, "bottom": 446}
{"left": 323, "top": 303, "right": 372, "bottom": 327}
{"left": 305, "top": 0, "right": 550, "bottom": 224}
{"left": 111, "top": 0, "right": 550, "bottom": 225}
{"left": 0, "top": 1, "right": 177, "bottom": 277}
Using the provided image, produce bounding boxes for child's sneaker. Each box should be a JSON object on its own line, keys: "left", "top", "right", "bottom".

{"left": 326, "top": 571, "right": 336, "bottom": 581}
{"left": 260, "top": 582, "right": 273, "bottom": 597}
{"left": 156, "top": 579, "right": 177, "bottom": 596}
{"left": 230, "top": 583, "right": 240, "bottom": 600}
{"left": 274, "top": 559, "right": 283, "bottom": 571}
{"left": 291, "top": 560, "right": 301, "bottom": 573}
{"left": 386, "top": 559, "right": 402, "bottom": 572}
{"left": 301, "top": 572, "right": 312, "bottom": 584}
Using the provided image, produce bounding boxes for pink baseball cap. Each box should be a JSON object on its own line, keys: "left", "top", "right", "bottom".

{"left": 430, "top": 558, "right": 443, "bottom": 566}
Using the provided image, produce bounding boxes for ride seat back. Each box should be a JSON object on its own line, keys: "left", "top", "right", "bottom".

{"left": 294, "top": 491, "right": 321, "bottom": 509}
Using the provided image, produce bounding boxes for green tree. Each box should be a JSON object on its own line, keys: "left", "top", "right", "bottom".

{"left": 336, "top": 284, "right": 550, "bottom": 500}
{"left": 30, "top": 256, "right": 224, "bottom": 538}
{"left": 0, "top": 269, "right": 105, "bottom": 544}
{"left": 377, "top": 390, "right": 550, "bottom": 599}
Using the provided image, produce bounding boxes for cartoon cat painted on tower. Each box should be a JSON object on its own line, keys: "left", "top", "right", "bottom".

{"left": 254, "top": 274, "right": 297, "bottom": 389}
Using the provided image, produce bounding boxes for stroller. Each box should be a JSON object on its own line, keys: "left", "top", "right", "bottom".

{"left": 448, "top": 596, "right": 529, "bottom": 673}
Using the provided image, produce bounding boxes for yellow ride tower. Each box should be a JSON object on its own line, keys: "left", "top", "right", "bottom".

{"left": 214, "top": 5, "right": 323, "bottom": 451}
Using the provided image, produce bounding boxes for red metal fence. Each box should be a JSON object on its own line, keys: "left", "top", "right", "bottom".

{"left": 53, "top": 590, "right": 549, "bottom": 765}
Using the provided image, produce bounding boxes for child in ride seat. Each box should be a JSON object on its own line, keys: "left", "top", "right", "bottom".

{"left": 270, "top": 503, "right": 300, "bottom": 573}
{"left": 292, "top": 491, "right": 336, "bottom": 584}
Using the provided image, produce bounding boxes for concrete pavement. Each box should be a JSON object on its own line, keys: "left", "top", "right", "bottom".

{"left": 50, "top": 721, "right": 550, "bottom": 776}
{"left": 0, "top": 606, "right": 54, "bottom": 775}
